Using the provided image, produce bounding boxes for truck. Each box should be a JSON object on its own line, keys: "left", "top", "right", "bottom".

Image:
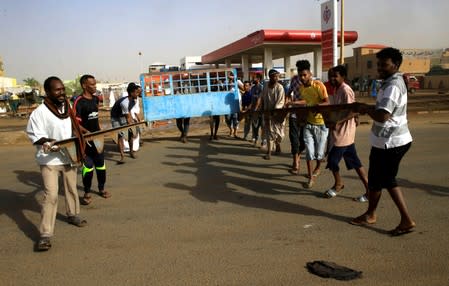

{"left": 403, "top": 73, "right": 420, "bottom": 94}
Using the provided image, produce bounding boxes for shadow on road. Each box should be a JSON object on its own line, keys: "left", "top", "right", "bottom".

{"left": 0, "top": 170, "right": 67, "bottom": 242}
{"left": 162, "top": 135, "right": 390, "bottom": 234}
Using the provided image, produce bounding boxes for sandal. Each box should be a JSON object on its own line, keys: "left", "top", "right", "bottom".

{"left": 354, "top": 194, "right": 368, "bottom": 203}
{"left": 99, "top": 190, "right": 111, "bottom": 198}
{"left": 349, "top": 215, "right": 376, "bottom": 226}
{"left": 67, "top": 216, "right": 88, "bottom": 227}
{"left": 324, "top": 185, "right": 344, "bottom": 198}
{"left": 389, "top": 223, "right": 416, "bottom": 237}
{"left": 37, "top": 237, "right": 51, "bottom": 251}
{"left": 305, "top": 179, "right": 315, "bottom": 189}
{"left": 81, "top": 193, "right": 92, "bottom": 205}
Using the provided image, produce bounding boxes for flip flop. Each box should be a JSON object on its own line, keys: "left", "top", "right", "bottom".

{"left": 389, "top": 225, "right": 415, "bottom": 236}
{"left": 289, "top": 168, "right": 299, "bottom": 175}
{"left": 99, "top": 190, "right": 111, "bottom": 198}
{"left": 81, "top": 194, "right": 92, "bottom": 205}
{"left": 354, "top": 195, "right": 368, "bottom": 203}
{"left": 349, "top": 215, "right": 376, "bottom": 226}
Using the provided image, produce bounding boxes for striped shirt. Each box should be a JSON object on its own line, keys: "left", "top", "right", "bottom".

{"left": 370, "top": 73, "right": 412, "bottom": 149}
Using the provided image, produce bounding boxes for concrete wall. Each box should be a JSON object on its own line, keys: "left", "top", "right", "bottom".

{"left": 423, "top": 75, "right": 449, "bottom": 90}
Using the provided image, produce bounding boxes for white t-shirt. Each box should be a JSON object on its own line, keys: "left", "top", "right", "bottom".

{"left": 26, "top": 103, "right": 73, "bottom": 165}
{"left": 370, "top": 73, "right": 412, "bottom": 149}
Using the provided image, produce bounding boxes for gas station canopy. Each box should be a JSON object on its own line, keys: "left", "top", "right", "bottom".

{"left": 202, "top": 29, "right": 358, "bottom": 64}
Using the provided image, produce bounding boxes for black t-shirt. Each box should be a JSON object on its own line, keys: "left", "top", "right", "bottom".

{"left": 73, "top": 95, "right": 100, "bottom": 132}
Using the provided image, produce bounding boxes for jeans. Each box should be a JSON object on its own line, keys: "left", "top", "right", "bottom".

{"left": 303, "top": 123, "right": 329, "bottom": 161}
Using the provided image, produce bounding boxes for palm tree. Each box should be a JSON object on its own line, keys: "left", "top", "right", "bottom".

{"left": 23, "top": 77, "right": 41, "bottom": 88}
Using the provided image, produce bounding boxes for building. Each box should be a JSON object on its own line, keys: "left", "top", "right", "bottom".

{"left": 344, "top": 45, "right": 444, "bottom": 81}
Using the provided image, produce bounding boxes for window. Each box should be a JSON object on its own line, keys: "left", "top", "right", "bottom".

{"left": 367, "top": 60, "right": 373, "bottom": 69}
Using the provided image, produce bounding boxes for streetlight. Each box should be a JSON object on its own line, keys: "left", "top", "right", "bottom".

{"left": 138, "top": 51, "right": 143, "bottom": 74}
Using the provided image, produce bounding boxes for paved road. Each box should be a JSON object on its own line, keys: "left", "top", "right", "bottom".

{"left": 1, "top": 113, "right": 448, "bottom": 285}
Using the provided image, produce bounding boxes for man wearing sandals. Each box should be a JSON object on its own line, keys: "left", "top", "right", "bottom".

{"left": 323, "top": 65, "right": 369, "bottom": 202}
{"left": 74, "top": 74, "right": 111, "bottom": 205}
{"left": 26, "top": 76, "right": 87, "bottom": 251}
{"left": 295, "top": 60, "right": 329, "bottom": 188}
{"left": 351, "top": 47, "right": 416, "bottom": 236}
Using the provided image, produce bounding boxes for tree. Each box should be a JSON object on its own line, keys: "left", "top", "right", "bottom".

{"left": 64, "top": 75, "right": 83, "bottom": 97}
{"left": 23, "top": 77, "right": 41, "bottom": 88}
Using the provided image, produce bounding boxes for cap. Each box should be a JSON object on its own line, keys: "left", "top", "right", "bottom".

{"left": 268, "top": 69, "right": 280, "bottom": 77}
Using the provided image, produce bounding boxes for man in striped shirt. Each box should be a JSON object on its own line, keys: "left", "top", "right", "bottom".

{"left": 351, "top": 47, "right": 415, "bottom": 236}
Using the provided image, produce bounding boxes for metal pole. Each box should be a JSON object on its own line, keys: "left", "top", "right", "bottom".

{"left": 333, "top": 0, "right": 338, "bottom": 67}
{"left": 340, "top": 0, "right": 345, "bottom": 64}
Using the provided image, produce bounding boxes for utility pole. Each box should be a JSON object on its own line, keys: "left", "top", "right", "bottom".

{"left": 340, "top": 0, "right": 345, "bottom": 64}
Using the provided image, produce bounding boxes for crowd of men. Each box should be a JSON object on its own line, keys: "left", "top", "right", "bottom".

{"left": 25, "top": 47, "right": 415, "bottom": 252}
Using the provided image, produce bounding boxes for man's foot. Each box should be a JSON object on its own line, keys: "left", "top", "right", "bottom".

{"left": 67, "top": 216, "right": 88, "bottom": 227}
{"left": 324, "top": 185, "right": 345, "bottom": 198}
{"left": 353, "top": 194, "right": 368, "bottom": 203}
{"left": 181, "top": 136, "right": 188, "bottom": 143}
{"left": 389, "top": 222, "right": 416, "bottom": 236}
{"left": 117, "top": 158, "right": 125, "bottom": 165}
{"left": 81, "top": 193, "right": 92, "bottom": 205}
{"left": 213, "top": 135, "right": 218, "bottom": 140}
{"left": 350, "top": 214, "right": 377, "bottom": 226}
{"left": 99, "top": 190, "right": 112, "bottom": 198}
{"left": 263, "top": 154, "right": 271, "bottom": 160}
{"left": 289, "top": 168, "right": 299, "bottom": 175}
{"left": 305, "top": 178, "right": 315, "bottom": 189}
{"left": 130, "top": 151, "right": 137, "bottom": 159}
{"left": 36, "top": 237, "right": 51, "bottom": 251}
{"left": 209, "top": 135, "right": 213, "bottom": 141}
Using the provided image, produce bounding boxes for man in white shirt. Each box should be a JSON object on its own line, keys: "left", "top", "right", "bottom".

{"left": 351, "top": 47, "right": 415, "bottom": 236}
{"left": 26, "top": 76, "right": 87, "bottom": 251}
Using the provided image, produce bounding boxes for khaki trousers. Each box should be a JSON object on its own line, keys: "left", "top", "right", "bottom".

{"left": 39, "top": 165, "right": 79, "bottom": 237}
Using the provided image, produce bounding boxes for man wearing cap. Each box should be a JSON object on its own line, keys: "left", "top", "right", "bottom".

{"left": 260, "top": 69, "right": 286, "bottom": 160}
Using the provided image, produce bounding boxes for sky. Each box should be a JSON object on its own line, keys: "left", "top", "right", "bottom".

{"left": 1, "top": 0, "right": 448, "bottom": 84}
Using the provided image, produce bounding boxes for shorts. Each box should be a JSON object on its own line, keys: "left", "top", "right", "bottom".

{"left": 111, "top": 117, "right": 128, "bottom": 137}
{"left": 326, "top": 143, "right": 362, "bottom": 172}
{"left": 368, "top": 142, "right": 411, "bottom": 191}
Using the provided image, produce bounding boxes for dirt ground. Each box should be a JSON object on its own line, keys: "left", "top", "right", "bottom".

{"left": 1, "top": 95, "right": 449, "bottom": 285}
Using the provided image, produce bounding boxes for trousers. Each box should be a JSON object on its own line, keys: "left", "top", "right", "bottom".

{"left": 39, "top": 164, "right": 79, "bottom": 237}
